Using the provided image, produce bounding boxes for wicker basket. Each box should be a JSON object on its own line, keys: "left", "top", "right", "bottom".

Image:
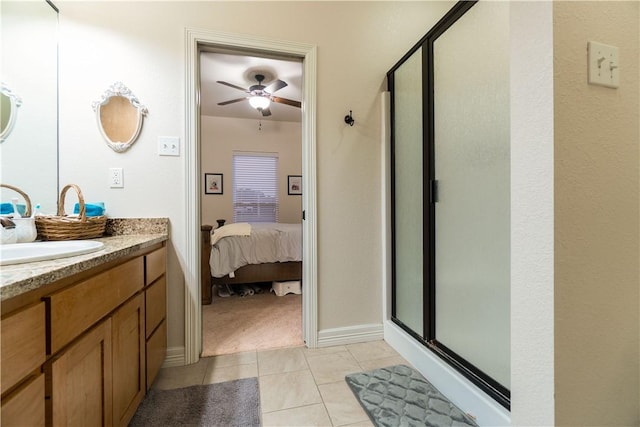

{"left": 0, "top": 183, "right": 33, "bottom": 217}
{"left": 35, "top": 184, "right": 106, "bottom": 240}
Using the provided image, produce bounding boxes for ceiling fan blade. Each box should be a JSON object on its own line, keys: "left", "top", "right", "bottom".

{"left": 271, "top": 96, "right": 301, "bottom": 108}
{"left": 266, "top": 79, "right": 288, "bottom": 93}
{"left": 216, "top": 80, "right": 249, "bottom": 92}
{"left": 217, "top": 97, "right": 248, "bottom": 106}
{"left": 260, "top": 107, "right": 272, "bottom": 117}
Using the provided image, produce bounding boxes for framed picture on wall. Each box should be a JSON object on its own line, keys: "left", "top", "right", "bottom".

{"left": 204, "top": 173, "right": 223, "bottom": 195}
{"left": 288, "top": 175, "right": 302, "bottom": 195}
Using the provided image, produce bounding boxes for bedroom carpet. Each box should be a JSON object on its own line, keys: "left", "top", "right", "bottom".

{"left": 202, "top": 290, "right": 303, "bottom": 357}
{"left": 129, "top": 378, "right": 260, "bottom": 427}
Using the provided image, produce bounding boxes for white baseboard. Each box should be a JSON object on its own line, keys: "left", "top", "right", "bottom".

{"left": 316, "top": 323, "right": 384, "bottom": 347}
{"left": 162, "top": 346, "right": 186, "bottom": 368}
{"left": 384, "top": 321, "right": 511, "bottom": 426}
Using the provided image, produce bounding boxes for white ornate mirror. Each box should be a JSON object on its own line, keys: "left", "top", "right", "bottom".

{"left": 0, "top": 83, "right": 22, "bottom": 143}
{"left": 92, "top": 82, "right": 148, "bottom": 153}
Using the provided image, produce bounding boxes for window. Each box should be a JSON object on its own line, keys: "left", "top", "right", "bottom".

{"left": 233, "top": 152, "right": 279, "bottom": 223}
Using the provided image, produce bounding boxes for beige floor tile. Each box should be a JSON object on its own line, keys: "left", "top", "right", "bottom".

{"left": 346, "top": 340, "right": 399, "bottom": 362}
{"left": 258, "top": 346, "right": 308, "bottom": 376}
{"left": 303, "top": 345, "right": 348, "bottom": 358}
{"left": 340, "top": 420, "right": 375, "bottom": 427}
{"left": 358, "top": 355, "right": 409, "bottom": 371}
{"left": 203, "top": 361, "right": 258, "bottom": 384}
{"left": 205, "top": 350, "right": 257, "bottom": 368}
{"left": 259, "top": 369, "right": 322, "bottom": 413}
{"left": 262, "top": 403, "right": 333, "bottom": 427}
{"left": 152, "top": 359, "right": 208, "bottom": 390}
{"left": 318, "top": 381, "right": 370, "bottom": 426}
{"left": 306, "top": 351, "right": 362, "bottom": 385}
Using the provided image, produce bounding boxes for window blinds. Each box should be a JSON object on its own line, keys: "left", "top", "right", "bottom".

{"left": 233, "top": 152, "right": 279, "bottom": 223}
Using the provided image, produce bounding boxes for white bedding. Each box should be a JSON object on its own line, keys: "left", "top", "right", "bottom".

{"left": 209, "top": 222, "right": 302, "bottom": 278}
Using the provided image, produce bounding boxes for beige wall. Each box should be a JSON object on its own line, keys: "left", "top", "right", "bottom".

{"left": 554, "top": 2, "right": 640, "bottom": 425}
{"left": 56, "top": 1, "right": 454, "bottom": 352}
{"left": 200, "top": 116, "right": 302, "bottom": 224}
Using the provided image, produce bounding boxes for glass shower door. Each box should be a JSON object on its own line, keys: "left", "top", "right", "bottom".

{"left": 389, "top": 0, "right": 511, "bottom": 407}
{"left": 391, "top": 47, "right": 424, "bottom": 337}
{"left": 432, "top": 1, "right": 511, "bottom": 390}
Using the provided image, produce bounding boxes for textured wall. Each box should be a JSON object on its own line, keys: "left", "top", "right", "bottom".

{"left": 554, "top": 2, "right": 640, "bottom": 425}
{"left": 200, "top": 116, "right": 302, "bottom": 224}
{"left": 510, "top": 2, "right": 555, "bottom": 424}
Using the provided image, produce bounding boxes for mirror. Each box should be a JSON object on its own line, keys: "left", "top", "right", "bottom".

{"left": 0, "top": 83, "right": 22, "bottom": 142}
{"left": 92, "top": 82, "right": 148, "bottom": 153}
{"left": 0, "top": 1, "right": 59, "bottom": 214}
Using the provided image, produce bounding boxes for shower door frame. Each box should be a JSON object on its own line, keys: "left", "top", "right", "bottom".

{"left": 388, "top": 0, "right": 511, "bottom": 410}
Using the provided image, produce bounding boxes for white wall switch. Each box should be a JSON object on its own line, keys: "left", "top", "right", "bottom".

{"left": 109, "top": 167, "right": 124, "bottom": 188}
{"left": 158, "top": 136, "right": 180, "bottom": 156}
{"left": 588, "top": 41, "right": 619, "bottom": 88}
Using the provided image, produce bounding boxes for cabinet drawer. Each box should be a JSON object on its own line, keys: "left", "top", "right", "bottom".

{"left": 0, "top": 302, "right": 45, "bottom": 394}
{"left": 145, "top": 247, "right": 166, "bottom": 286}
{"left": 47, "top": 257, "right": 143, "bottom": 354}
{"left": 145, "top": 276, "right": 166, "bottom": 339}
{"left": 146, "top": 319, "right": 166, "bottom": 390}
{"left": 0, "top": 373, "right": 45, "bottom": 427}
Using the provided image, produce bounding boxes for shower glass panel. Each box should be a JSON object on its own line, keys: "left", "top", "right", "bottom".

{"left": 392, "top": 47, "right": 424, "bottom": 336}
{"left": 433, "top": 1, "right": 510, "bottom": 388}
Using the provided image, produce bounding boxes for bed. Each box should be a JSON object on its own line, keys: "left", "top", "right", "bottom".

{"left": 200, "top": 222, "right": 302, "bottom": 304}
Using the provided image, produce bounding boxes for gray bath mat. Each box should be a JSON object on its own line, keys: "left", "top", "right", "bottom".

{"left": 129, "top": 377, "right": 260, "bottom": 427}
{"left": 345, "top": 365, "right": 477, "bottom": 427}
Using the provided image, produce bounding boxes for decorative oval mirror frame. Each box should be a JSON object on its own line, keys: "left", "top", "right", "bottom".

{"left": 0, "top": 82, "right": 23, "bottom": 143}
{"left": 92, "top": 82, "right": 148, "bottom": 153}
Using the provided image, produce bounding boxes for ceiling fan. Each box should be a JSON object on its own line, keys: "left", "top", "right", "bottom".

{"left": 216, "top": 74, "right": 301, "bottom": 117}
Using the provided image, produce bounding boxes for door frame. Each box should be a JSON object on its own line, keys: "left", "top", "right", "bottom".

{"left": 185, "top": 28, "right": 318, "bottom": 364}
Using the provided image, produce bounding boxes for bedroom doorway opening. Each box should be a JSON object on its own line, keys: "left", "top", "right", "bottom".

{"left": 199, "top": 49, "right": 303, "bottom": 355}
{"left": 185, "top": 28, "right": 318, "bottom": 364}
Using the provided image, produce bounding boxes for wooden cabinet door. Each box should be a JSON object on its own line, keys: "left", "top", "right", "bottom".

{"left": 47, "top": 319, "right": 113, "bottom": 427}
{"left": 112, "top": 294, "right": 145, "bottom": 427}
{"left": 0, "top": 374, "right": 45, "bottom": 427}
{"left": 146, "top": 319, "right": 166, "bottom": 391}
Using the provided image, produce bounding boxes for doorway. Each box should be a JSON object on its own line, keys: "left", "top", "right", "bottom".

{"left": 199, "top": 49, "right": 304, "bottom": 356}
{"left": 185, "top": 28, "right": 318, "bottom": 364}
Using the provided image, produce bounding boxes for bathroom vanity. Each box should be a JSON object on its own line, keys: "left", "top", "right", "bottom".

{"left": 0, "top": 219, "right": 168, "bottom": 427}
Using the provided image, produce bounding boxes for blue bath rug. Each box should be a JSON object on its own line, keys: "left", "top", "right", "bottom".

{"left": 345, "top": 365, "right": 477, "bottom": 427}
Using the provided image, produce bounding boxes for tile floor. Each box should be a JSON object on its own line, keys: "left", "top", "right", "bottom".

{"left": 153, "top": 340, "right": 412, "bottom": 426}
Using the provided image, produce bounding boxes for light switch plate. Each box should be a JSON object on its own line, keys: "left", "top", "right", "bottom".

{"left": 158, "top": 136, "right": 180, "bottom": 156}
{"left": 588, "top": 41, "right": 619, "bottom": 88}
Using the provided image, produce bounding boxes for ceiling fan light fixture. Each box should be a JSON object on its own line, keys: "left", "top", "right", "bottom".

{"left": 249, "top": 96, "right": 270, "bottom": 110}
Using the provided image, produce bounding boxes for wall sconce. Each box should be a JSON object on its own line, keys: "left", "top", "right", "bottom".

{"left": 344, "top": 110, "right": 355, "bottom": 126}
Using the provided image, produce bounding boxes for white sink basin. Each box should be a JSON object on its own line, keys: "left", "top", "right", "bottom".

{"left": 0, "top": 240, "right": 105, "bottom": 266}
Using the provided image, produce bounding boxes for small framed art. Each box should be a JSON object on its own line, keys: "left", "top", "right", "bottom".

{"left": 204, "top": 173, "right": 223, "bottom": 195}
{"left": 288, "top": 175, "right": 302, "bottom": 195}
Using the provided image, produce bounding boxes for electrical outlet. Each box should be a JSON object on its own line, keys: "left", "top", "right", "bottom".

{"left": 158, "top": 136, "right": 180, "bottom": 156}
{"left": 109, "top": 167, "right": 124, "bottom": 188}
